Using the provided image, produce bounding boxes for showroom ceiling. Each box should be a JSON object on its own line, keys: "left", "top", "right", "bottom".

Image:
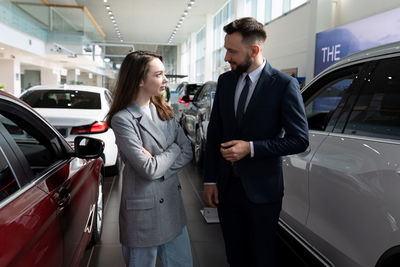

{"left": 68, "top": 0, "right": 230, "bottom": 45}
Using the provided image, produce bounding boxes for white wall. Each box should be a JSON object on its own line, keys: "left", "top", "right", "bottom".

{"left": 263, "top": 3, "right": 312, "bottom": 78}
{"left": 0, "top": 59, "right": 21, "bottom": 95}
{"left": 262, "top": 0, "right": 400, "bottom": 84}
{"left": 0, "top": 22, "right": 46, "bottom": 57}
{"left": 337, "top": 0, "right": 400, "bottom": 26}
{"left": 41, "top": 67, "right": 60, "bottom": 85}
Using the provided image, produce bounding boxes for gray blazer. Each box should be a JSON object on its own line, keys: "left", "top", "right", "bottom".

{"left": 111, "top": 102, "right": 192, "bottom": 247}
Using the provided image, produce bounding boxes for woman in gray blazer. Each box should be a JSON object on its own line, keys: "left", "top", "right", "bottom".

{"left": 106, "top": 51, "right": 193, "bottom": 267}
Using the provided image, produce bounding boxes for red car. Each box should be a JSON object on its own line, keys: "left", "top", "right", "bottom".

{"left": 0, "top": 90, "right": 104, "bottom": 266}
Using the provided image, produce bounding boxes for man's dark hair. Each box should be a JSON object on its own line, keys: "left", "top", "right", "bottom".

{"left": 223, "top": 17, "right": 267, "bottom": 45}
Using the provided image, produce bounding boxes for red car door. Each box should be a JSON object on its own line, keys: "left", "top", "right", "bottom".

{"left": 0, "top": 123, "right": 63, "bottom": 267}
{"left": 37, "top": 158, "right": 101, "bottom": 267}
{"left": 0, "top": 97, "right": 102, "bottom": 266}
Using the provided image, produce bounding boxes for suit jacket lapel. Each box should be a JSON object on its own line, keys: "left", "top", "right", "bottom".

{"left": 227, "top": 73, "right": 239, "bottom": 125}
{"left": 126, "top": 102, "right": 168, "bottom": 150}
{"left": 242, "top": 62, "right": 275, "bottom": 122}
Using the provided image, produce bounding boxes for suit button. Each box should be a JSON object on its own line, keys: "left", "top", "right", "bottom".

{"left": 159, "top": 198, "right": 164, "bottom": 204}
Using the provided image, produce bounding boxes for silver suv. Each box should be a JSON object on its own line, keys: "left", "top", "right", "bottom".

{"left": 281, "top": 41, "right": 400, "bottom": 267}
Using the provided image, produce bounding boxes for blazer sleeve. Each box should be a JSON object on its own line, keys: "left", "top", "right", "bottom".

{"left": 253, "top": 78, "right": 309, "bottom": 157}
{"left": 111, "top": 113, "right": 181, "bottom": 180}
{"left": 203, "top": 77, "right": 223, "bottom": 183}
{"left": 163, "top": 119, "right": 193, "bottom": 178}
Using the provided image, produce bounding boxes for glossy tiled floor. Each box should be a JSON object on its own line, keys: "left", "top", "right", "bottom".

{"left": 80, "top": 163, "right": 309, "bottom": 267}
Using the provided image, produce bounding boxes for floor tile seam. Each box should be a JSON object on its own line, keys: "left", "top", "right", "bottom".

{"left": 181, "top": 167, "right": 205, "bottom": 206}
{"left": 86, "top": 174, "right": 118, "bottom": 267}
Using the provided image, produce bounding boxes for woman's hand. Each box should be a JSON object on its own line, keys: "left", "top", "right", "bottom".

{"left": 141, "top": 147, "right": 153, "bottom": 158}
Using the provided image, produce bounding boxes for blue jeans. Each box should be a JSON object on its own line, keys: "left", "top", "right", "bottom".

{"left": 122, "top": 226, "right": 192, "bottom": 267}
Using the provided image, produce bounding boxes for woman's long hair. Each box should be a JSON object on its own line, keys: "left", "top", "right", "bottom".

{"left": 106, "top": 51, "right": 174, "bottom": 126}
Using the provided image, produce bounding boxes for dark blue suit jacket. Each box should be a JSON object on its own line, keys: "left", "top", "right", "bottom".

{"left": 204, "top": 61, "right": 309, "bottom": 204}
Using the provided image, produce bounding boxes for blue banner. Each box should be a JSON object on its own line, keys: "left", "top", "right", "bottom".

{"left": 314, "top": 8, "right": 400, "bottom": 76}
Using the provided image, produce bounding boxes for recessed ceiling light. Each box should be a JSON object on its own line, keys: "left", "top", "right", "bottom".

{"left": 110, "top": 15, "right": 115, "bottom": 19}
{"left": 104, "top": 0, "right": 107, "bottom": 2}
{"left": 108, "top": 11, "right": 112, "bottom": 15}
{"left": 104, "top": 57, "right": 111, "bottom": 62}
{"left": 105, "top": 5, "right": 110, "bottom": 10}
{"left": 183, "top": 10, "right": 188, "bottom": 15}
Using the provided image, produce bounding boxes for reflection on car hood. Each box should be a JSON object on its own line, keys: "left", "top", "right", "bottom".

{"left": 34, "top": 108, "right": 106, "bottom": 126}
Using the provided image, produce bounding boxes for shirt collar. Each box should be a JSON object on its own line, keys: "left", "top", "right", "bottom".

{"left": 241, "top": 59, "right": 266, "bottom": 83}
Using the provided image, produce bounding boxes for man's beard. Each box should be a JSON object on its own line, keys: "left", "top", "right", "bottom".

{"left": 231, "top": 53, "right": 252, "bottom": 74}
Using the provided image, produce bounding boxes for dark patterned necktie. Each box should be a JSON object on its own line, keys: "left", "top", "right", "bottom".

{"left": 236, "top": 75, "right": 251, "bottom": 122}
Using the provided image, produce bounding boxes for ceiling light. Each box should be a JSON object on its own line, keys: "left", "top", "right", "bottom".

{"left": 190, "top": 0, "right": 195, "bottom": 3}
{"left": 105, "top": 5, "right": 110, "bottom": 10}
{"left": 104, "top": 0, "right": 107, "bottom": 2}
{"left": 188, "top": 4, "right": 192, "bottom": 9}
{"left": 110, "top": 15, "right": 115, "bottom": 19}
{"left": 183, "top": 10, "right": 188, "bottom": 15}
{"left": 120, "top": 40, "right": 124, "bottom": 42}
{"left": 108, "top": 11, "right": 112, "bottom": 15}
{"left": 0, "top": 47, "right": 4, "bottom": 50}
{"left": 104, "top": 57, "right": 111, "bottom": 62}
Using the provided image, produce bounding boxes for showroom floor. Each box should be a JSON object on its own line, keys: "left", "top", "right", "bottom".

{"left": 80, "top": 163, "right": 309, "bottom": 267}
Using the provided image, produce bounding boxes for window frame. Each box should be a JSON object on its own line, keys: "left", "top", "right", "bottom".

{"left": 0, "top": 98, "right": 72, "bottom": 184}
{"left": 339, "top": 56, "right": 400, "bottom": 140}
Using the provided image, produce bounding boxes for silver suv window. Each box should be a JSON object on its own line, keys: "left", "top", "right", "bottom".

{"left": 343, "top": 57, "right": 400, "bottom": 140}
{"left": 305, "top": 75, "right": 355, "bottom": 131}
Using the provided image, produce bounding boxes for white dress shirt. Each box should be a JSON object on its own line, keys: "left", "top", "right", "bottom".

{"left": 141, "top": 104, "right": 153, "bottom": 121}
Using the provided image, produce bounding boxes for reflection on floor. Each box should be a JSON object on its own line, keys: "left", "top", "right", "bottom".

{"left": 80, "top": 163, "right": 309, "bottom": 267}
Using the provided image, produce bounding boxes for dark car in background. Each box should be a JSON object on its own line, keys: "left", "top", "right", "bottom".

{"left": 0, "top": 90, "right": 104, "bottom": 266}
{"left": 180, "top": 81, "right": 217, "bottom": 166}
{"left": 171, "top": 82, "right": 203, "bottom": 119}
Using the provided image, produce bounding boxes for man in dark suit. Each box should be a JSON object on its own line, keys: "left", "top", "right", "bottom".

{"left": 204, "top": 17, "right": 309, "bottom": 267}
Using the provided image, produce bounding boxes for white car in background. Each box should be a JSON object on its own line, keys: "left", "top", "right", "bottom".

{"left": 19, "top": 85, "right": 120, "bottom": 176}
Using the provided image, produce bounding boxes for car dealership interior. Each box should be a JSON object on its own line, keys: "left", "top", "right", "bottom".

{"left": 0, "top": 0, "right": 400, "bottom": 266}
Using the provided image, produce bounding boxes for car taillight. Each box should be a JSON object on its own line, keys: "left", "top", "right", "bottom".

{"left": 179, "top": 97, "right": 193, "bottom": 103}
{"left": 71, "top": 121, "right": 108, "bottom": 134}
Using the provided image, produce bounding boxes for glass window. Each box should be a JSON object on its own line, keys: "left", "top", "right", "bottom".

{"left": 265, "top": 0, "right": 309, "bottom": 23}
{"left": 271, "top": 0, "right": 283, "bottom": 20}
{"left": 0, "top": 147, "right": 19, "bottom": 202}
{"left": 245, "top": 0, "right": 258, "bottom": 18}
{"left": 291, "top": 0, "right": 307, "bottom": 9}
{"left": 0, "top": 112, "right": 59, "bottom": 176}
{"left": 196, "top": 28, "right": 206, "bottom": 82}
{"left": 21, "top": 90, "right": 101, "bottom": 109}
{"left": 212, "top": 0, "right": 234, "bottom": 79}
{"left": 305, "top": 75, "right": 356, "bottom": 131}
{"left": 343, "top": 57, "right": 400, "bottom": 140}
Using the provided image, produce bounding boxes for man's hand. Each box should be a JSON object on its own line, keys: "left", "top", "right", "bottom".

{"left": 204, "top": 184, "right": 219, "bottom": 208}
{"left": 220, "top": 140, "right": 250, "bottom": 163}
{"left": 141, "top": 147, "right": 153, "bottom": 158}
